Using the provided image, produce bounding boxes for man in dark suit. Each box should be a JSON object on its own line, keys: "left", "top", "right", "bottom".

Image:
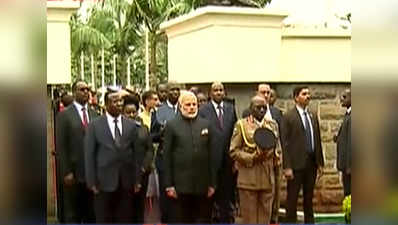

{"left": 335, "top": 88, "right": 351, "bottom": 196}
{"left": 151, "top": 82, "right": 180, "bottom": 223}
{"left": 282, "top": 86, "right": 324, "bottom": 223}
{"left": 163, "top": 91, "right": 217, "bottom": 223}
{"left": 199, "top": 82, "right": 237, "bottom": 223}
{"left": 84, "top": 91, "right": 141, "bottom": 223}
{"left": 55, "top": 80, "right": 98, "bottom": 223}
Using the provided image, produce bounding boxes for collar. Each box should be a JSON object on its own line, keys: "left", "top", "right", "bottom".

{"left": 296, "top": 104, "right": 308, "bottom": 115}
{"left": 106, "top": 112, "right": 122, "bottom": 123}
{"left": 347, "top": 107, "right": 351, "bottom": 114}
{"left": 167, "top": 100, "right": 178, "bottom": 109}
{"left": 73, "top": 101, "right": 88, "bottom": 111}
{"left": 211, "top": 100, "right": 223, "bottom": 109}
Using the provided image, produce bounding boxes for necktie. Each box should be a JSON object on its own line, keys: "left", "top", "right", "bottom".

{"left": 114, "top": 118, "right": 122, "bottom": 148}
{"left": 172, "top": 105, "right": 176, "bottom": 114}
{"left": 303, "top": 111, "right": 313, "bottom": 152}
{"left": 82, "top": 107, "right": 88, "bottom": 128}
{"left": 217, "top": 104, "right": 224, "bottom": 129}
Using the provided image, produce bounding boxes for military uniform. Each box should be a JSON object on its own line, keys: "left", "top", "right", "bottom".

{"left": 230, "top": 116, "right": 281, "bottom": 224}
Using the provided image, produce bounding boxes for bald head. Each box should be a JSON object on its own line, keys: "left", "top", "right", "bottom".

{"left": 250, "top": 95, "right": 267, "bottom": 121}
{"left": 178, "top": 91, "right": 198, "bottom": 119}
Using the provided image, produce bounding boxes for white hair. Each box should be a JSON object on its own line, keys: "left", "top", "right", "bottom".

{"left": 178, "top": 90, "right": 197, "bottom": 105}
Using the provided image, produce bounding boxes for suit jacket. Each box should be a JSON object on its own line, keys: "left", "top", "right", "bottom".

{"left": 336, "top": 112, "right": 351, "bottom": 172}
{"left": 163, "top": 114, "right": 217, "bottom": 195}
{"left": 84, "top": 115, "right": 139, "bottom": 192}
{"left": 56, "top": 104, "right": 99, "bottom": 182}
{"left": 151, "top": 103, "right": 178, "bottom": 143}
{"left": 199, "top": 101, "right": 237, "bottom": 173}
{"left": 281, "top": 107, "right": 324, "bottom": 170}
{"left": 134, "top": 120, "right": 154, "bottom": 174}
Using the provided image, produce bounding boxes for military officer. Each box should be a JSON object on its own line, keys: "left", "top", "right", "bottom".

{"left": 230, "top": 95, "right": 281, "bottom": 224}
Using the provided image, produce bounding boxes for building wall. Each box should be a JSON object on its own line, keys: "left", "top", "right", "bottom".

{"left": 189, "top": 82, "right": 350, "bottom": 212}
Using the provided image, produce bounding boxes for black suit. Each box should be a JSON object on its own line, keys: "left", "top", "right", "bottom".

{"left": 56, "top": 104, "right": 98, "bottom": 223}
{"left": 282, "top": 106, "right": 324, "bottom": 223}
{"left": 336, "top": 111, "right": 351, "bottom": 196}
{"left": 84, "top": 115, "right": 140, "bottom": 223}
{"left": 163, "top": 114, "right": 217, "bottom": 223}
{"left": 199, "top": 101, "right": 237, "bottom": 223}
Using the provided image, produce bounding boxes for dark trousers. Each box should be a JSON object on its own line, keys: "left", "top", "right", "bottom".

{"left": 62, "top": 182, "right": 96, "bottom": 223}
{"left": 156, "top": 154, "right": 174, "bottom": 223}
{"left": 173, "top": 194, "right": 212, "bottom": 223}
{"left": 132, "top": 173, "right": 149, "bottom": 223}
{"left": 94, "top": 183, "right": 134, "bottom": 223}
{"left": 213, "top": 157, "right": 237, "bottom": 223}
{"left": 286, "top": 155, "right": 317, "bottom": 223}
{"left": 343, "top": 172, "right": 351, "bottom": 196}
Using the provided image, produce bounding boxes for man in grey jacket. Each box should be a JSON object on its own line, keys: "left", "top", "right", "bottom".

{"left": 85, "top": 91, "right": 141, "bottom": 223}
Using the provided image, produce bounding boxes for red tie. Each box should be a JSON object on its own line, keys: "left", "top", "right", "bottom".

{"left": 82, "top": 107, "right": 88, "bottom": 128}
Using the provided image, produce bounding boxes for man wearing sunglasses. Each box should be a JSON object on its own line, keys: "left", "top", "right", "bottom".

{"left": 56, "top": 80, "right": 99, "bottom": 223}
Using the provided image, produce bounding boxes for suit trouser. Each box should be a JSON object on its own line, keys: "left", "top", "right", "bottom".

{"left": 94, "top": 182, "right": 135, "bottom": 223}
{"left": 343, "top": 172, "right": 351, "bottom": 196}
{"left": 271, "top": 163, "right": 282, "bottom": 223}
{"left": 238, "top": 188, "right": 274, "bottom": 224}
{"left": 62, "top": 181, "right": 95, "bottom": 223}
{"left": 286, "top": 155, "right": 317, "bottom": 223}
{"left": 213, "top": 157, "right": 237, "bottom": 223}
{"left": 173, "top": 194, "right": 212, "bottom": 223}
{"left": 156, "top": 153, "right": 174, "bottom": 223}
{"left": 131, "top": 173, "right": 149, "bottom": 223}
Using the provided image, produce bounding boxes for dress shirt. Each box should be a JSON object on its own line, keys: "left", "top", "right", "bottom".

{"left": 211, "top": 100, "right": 224, "bottom": 117}
{"left": 106, "top": 112, "right": 122, "bottom": 139}
{"left": 296, "top": 105, "right": 314, "bottom": 149}
{"left": 167, "top": 100, "right": 178, "bottom": 114}
{"left": 73, "top": 101, "right": 90, "bottom": 124}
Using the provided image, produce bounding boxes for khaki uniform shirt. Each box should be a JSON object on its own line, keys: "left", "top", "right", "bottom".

{"left": 230, "top": 116, "right": 281, "bottom": 190}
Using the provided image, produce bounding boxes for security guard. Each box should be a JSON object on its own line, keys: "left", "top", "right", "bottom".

{"left": 230, "top": 95, "right": 281, "bottom": 224}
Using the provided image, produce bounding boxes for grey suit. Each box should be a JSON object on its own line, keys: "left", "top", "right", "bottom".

{"left": 84, "top": 115, "right": 139, "bottom": 223}
{"left": 336, "top": 111, "right": 351, "bottom": 196}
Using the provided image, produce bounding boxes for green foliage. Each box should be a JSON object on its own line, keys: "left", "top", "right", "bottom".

{"left": 342, "top": 195, "right": 351, "bottom": 223}
{"left": 70, "top": 0, "right": 273, "bottom": 89}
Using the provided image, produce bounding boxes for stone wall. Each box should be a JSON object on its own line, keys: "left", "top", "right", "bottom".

{"left": 190, "top": 82, "right": 350, "bottom": 213}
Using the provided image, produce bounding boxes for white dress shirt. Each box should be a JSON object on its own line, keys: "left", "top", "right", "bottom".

{"left": 73, "top": 101, "right": 90, "bottom": 123}
{"left": 296, "top": 105, "right": 314, "bottom": 149}
{"left": 106, "top": 112, "right": 122, "bottom": 139}
{"left": 347, "top": 107, "right": 351, "bottom": 114}
{"left": 167, "top": 100, "right": 178, "bottom": 114}
{"left": 265, "top": 104, "right": 273, "bottom": 120}
{"left": 211, "top": 100, "right": 224, "bottom": 117}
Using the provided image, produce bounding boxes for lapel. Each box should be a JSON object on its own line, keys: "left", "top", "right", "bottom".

{"left": 209, "top": 102, "right": 223, "bottom": 130}
{"left": 294, "top": 107, "right": 306, "bottom": 132}
{"left": 70, "top": 104, "right": 83, "bottom": 124}
{"left": 101, "top": 115, "right": 115, "bottom": 144}
{"left": 121, "top": 116, "right": 130, "bottom": 144}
